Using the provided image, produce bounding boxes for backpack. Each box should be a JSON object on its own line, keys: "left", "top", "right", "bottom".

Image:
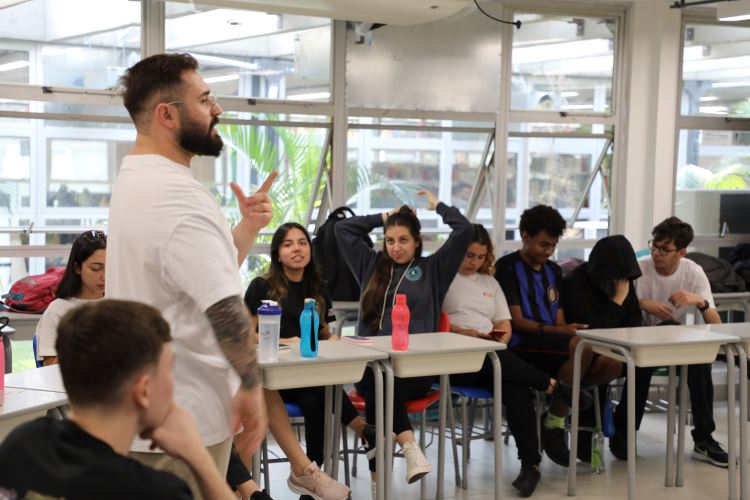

{"left": 313, "top": 207, "right": 372, "bottom": 302}
{"left": 1, "top": 267, "right": 66, "bottom": 313}
{"left": 727, "top": 244, "right": 750, "bottom": 291}
{"left": 685, "top": 252, "right": 746, "bottom": 293}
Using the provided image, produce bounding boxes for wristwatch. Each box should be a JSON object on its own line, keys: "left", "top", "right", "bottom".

{"left": 698, "top": 299, "right": 710, "bottom": 312}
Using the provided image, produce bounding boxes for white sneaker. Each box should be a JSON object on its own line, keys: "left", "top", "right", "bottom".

{"left": 370, "top": 480, "right": 377, "bottom": 500}
{"left": 287, "top": 461, "right": 350, "bottom": 500}
{"left": 401, "top": 441, "right": 432, "bottom": 484}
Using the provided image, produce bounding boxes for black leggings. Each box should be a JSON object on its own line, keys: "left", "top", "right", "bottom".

{"left": 279, "top": 386, "right": 360, "bottom": 467}
{"left": 355, "top": 369, "right": 434, "bottom": 472}
{"left": 449, "top": 349, "right": 550, "bottom": 468}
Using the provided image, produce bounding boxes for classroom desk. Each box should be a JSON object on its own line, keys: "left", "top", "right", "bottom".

{"left": 567, "top": 325, "right": 739, "bottom": 500}
{"left": 0, "top": 387, "right": 68, "bottom": 442}
{"left": 368, "top": 333, "right": 504, "bottom": 500}
{"left": 330, "top": 301, "right": 360, "bottom": 335}
{"left": 714, "top": 292, "right": 750, "bottom": 322}
{"left": 689, "top": 322, "right": 749, "bottom": 500}
{"left": 253, "top": 340, "right": 388, "bottom": 496}
{"left": 5, "top": 364, "right": 64, "bottom": 393}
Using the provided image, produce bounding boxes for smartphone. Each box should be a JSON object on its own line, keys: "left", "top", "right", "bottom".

{"left": 341, "top": 335, "right": 374, "bottom": 345}
{"left": 490, "top": 330, "right": 509, "bottom": 342}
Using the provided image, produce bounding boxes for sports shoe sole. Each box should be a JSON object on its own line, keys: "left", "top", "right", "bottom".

{"left": 286, "top": 478, "right": 350, "bottom": 500}
{"left": 406, "top": 466, "right": 431, "bottom": 484}
{"left": 691, "top": 450, "right": 729, "bottom": 468}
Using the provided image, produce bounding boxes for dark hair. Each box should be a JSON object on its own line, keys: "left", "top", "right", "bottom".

{"left": 361, "top": 206, "right": 422, "bottom": 332}
{"left": 119, "top": 53, "right": 198, "bottom": 127}
{"left": 470, "top": 224, "right": 495, "bottom": 275}
{"left": 263, "top": 223, "right": 329, "bottom": 325}
{"left": 519, "top": 204, "right": 566, "bottom": 238}
{"left": 56, "top": 230, "right": 107, "bottom": 299}
{"left": 652, "top": 216, "right": 694, "bottom": 249}
{"left": 56, "top": 299, "right": 171, "bottom": 407}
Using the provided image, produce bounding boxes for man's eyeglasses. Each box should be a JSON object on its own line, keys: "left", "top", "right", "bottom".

{"left": 648, "top": 240, "right": 680, "bottom": 256}
{"left": 165, "top": 93, "right": 219, "bottom": 110}
{"left": 82, "top": 230, "right": 107, "bottom": 243}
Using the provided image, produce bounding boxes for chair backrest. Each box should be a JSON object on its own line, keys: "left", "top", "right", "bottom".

{"left": 438, "top": 312, "right": 450, "bottom": 333}
{"left": 32, "top": 333, "right": 43, "bottom": 368}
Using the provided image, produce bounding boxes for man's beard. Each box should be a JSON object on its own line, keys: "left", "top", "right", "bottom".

{"left": 178, "top": 112, "right": 223, "bottom": 157}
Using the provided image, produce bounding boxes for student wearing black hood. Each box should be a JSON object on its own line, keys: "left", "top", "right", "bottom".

{"left": 562, "top": 235, "right": 641, "bottom": 462}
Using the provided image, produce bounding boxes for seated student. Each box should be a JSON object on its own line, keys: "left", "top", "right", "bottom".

{"left": 494, "top": 205, "right": 621, "bottom": 467}
{"left": 609, "top": 217, "right": 728, "bottom": 466}
{"left": 336, "top": 189, "right": 472, "bottom": 496}
{"left": 0, "top": 299, "right": 249, "bottom": 499}
{"left": 244, "top": 222, "right": 363, "bottom": 499}
{"left": 443, "top": 223, "right": 590, "bottom": 497}
{"left": 37, "top": 230, "right": 106, "bottom": 366}
{"left": 561, "top": 235, "right": 641, "bottom": 460}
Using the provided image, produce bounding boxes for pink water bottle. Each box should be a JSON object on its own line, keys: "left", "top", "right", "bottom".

{"left": 391, "top": 294, "right": 410, "bottom": 351}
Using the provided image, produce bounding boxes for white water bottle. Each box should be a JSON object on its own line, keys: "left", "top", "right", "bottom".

{"left": 258, "top": 300, "right": 282, "bottom": 363}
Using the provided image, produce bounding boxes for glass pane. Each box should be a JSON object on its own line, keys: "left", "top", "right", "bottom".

{"left": 506, "top": 134, "right": 611, "bottom": 239}
{"left": 511, "top": 13, "right": 616, "bottom": 112}
{"left": 0, "top": 0, "right": 141, "bottom": 88}
{"left": 682, "top": 23, "right": 750, "bottom": 117}
{"left": 0, "top": 136, "right": 31, "bottom": 209}
{"left": 166, "top": 2, "right": 331, "bottom": 100}
{"left": 675, "top": 128, "right": 750, "bottom": 236}
{"left": 47, "top": 139, "right": 132, "bottom": 208}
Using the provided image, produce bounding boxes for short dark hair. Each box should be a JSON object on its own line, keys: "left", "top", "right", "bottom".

{"left": 519, "top": 205, "right": 566, "bottom": 238}
{"left": 56, "top": 299, "right": 172, "bottom": 407}
{"left": 119, "top": 53, "right": 198, "bottom": 127}
{"left": 652, "top": 216, "right": 694, "bottom": 249}
{"left": 56, "top": 230, "right": 107, "bottom": 299}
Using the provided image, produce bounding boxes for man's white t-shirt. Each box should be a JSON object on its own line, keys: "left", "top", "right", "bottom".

{"left": 636, "top": 256, "right": 715, "bottom": 326}
{"left": 442, "top": 272, "right": 511, "bottom": 333}
{"left": 36, "top": 297, "right": 89, "bottom": 360}
{"left": 106, "top": 155, "right": 242, "bottom": 451}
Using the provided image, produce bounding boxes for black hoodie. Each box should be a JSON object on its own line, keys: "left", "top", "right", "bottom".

{"left": 562, "top": 235, "right": 642, "bottom": 329}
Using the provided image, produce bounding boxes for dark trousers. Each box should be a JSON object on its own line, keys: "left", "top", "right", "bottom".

{"left": 613, "top": 363, "right": 716, "bottom": 442}
{"left": 279, "top": 386, "right": 360, "bottom": 467}
{"left": 355, "top": 370, "right": 434, "bottom": 472}
{"left": 449, "top": 349, "right": 550, "bottom": 468}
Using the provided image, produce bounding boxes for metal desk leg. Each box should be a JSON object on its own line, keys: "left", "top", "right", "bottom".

{"left": 383, "top": 361, "right": 395, "bottom": 500}
{"left": 724, "top": 346, "right": 737, "bottom": 500}
{"left": 437, "top": 374, "right": 448, "bottom": 500}
{"left": 666, "top": 366, "right": 677, "bottom": 486}
{"left": 488, "top": 351, "right": 502, "bottom": 500}
{"left": 735, "top": 345, "right": 748, "bottom": 500}
{"left": 676, "top": 365, "right": 688, "bottom": 487}
{"left": 626, "top": 356, "right": 636, "bottom": 500}
{"left": 323, "top": 385, "right": 333, "bottom": 473}
{"left": 332, "top": 385, "right": 343, "bottom": 480}
{"left": 371, "top": 361, "right": 385, "bottom": 500}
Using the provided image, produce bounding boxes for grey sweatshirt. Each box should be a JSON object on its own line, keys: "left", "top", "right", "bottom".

{"left": 335, "top": 202, "right": 472, "bottom": 336}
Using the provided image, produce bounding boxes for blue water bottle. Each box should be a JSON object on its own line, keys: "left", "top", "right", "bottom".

{"left": 300, "top": 298, "right": 319, "bottom": 358}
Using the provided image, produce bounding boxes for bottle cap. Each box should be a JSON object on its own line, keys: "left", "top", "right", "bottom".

{"left": 395, "top": 293, "right": 407, "bottom": 304}
{"left": 258, "top": 300, "right": 282, "bottom": 315}
{"left": 304, "top": 298, "right": 317, "bottom": 309}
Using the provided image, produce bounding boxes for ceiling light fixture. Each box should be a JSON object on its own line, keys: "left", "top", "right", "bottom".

{"left": 0, "top": 60, "right": 29, "bottom": 72}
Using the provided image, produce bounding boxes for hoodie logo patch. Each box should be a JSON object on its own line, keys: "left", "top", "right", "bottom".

{"left": 546, "top": 285, "right": 559, "bottom": 304}
{"left": 406, "top": 266, "right": 422, "bottom": 281}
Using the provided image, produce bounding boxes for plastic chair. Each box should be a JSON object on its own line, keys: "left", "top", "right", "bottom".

{"left": 32, "top": 333, "right": 43, "bottom": 368}
{"left": 346, "top": 387, "right": 442, "bottom": 500}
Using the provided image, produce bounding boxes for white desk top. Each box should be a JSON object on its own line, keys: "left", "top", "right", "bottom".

{"left": 713, "top": 292, "right": 750, "bottom": 300}
{"left": 331, "top": 301, "right": 359, "bottom": 311}
{"left": 258, "top": 340, "right": 387, "bottom": 390}
{"left": 688, "top": 323, "right": 750, "bottom": 352}
{"left": 0, "top": 387, "right": 68, "bottom": 420}
{"left": 578, "top": 325, "right": 739, "bottom": 367}
{"left": 367, "top": 332, "right": 504, "bottom": 378}
{"left": 5, "top": 365, "right": 65, "bottom": 393}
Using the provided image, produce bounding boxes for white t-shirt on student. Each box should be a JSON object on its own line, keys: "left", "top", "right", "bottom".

{"left": 636, "top": 256, "right": 715, "bottom": 326}
{"left": 36, "top": 297, "right": 89, "bottom": 360}
{"left": 442, "top": 272, "right": 511, "bottom": 333}
{"left": 106, "top": 154, "right": 242, "bottom": 452}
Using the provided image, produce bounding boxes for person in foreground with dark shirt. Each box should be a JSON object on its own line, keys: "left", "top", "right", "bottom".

{"left": 0, "top": 299, "right": 251, "bottom": 500}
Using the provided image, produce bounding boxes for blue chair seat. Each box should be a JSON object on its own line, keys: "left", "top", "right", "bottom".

{"left": 284, "top": 402, "right": 303, "bottom": 418}
{"left": 432, "top": 382, "right": 492, "bottom": 400}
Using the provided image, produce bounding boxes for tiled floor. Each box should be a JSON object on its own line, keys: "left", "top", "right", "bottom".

{"left": 261, "top": 403, "right": 744, "bottom": 499}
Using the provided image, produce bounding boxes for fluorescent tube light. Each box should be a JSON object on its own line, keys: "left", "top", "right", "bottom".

{"left": 718, "top": 0, "right": 750, "bottom": 22}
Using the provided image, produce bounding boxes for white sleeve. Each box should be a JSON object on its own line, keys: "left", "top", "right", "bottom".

{"left": 35, "top": 301, "right": 66, "bottom": 359}
{"left": 493, "top": 279, "right": 512, "bottom": 321}
{"left": 163, "top": 213, "right": 243, "bottom": 312}
{"left": 691, "top": 264, "right": 715, "bottom": 309}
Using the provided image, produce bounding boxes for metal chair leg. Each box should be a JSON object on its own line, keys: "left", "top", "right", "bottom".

{"left": 420, "top": 408, "right": 427, "bottom": 500}
{"left": 461, "top": 396, "right": 469, "bottom": 490}
{"left": 342, "top": 426, "right": 351, "bottom": 486}
{"left": 448, "top": 397, "right": 461, "bottom": 486}
{"left": 262, "top": 439, "right": 271, "bottom": 494}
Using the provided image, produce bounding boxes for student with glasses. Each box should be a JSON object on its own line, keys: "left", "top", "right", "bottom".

{"left": 36, "top": 230, "right": 106, "bottom": 366}
{"left": 607, "top": 216, "right": 729, "bottom": 467}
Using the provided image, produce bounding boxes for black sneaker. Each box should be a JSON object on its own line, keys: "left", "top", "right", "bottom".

{"left": 540, "top": 413, "right": 570, "bottom": 467}
{"left": 250, "top": 489, "right": 274, "bottom": 500}
{"left": 511, "top": 466, "right": 541, "bottom": 497}
{"left": 551, "top": 381, "right": 593, "bottom": 411}
{"left": 609, "top": 432, "right": 628, "bottom": 461}
{"left": 692, "top": 437, "right": 729, "bottom": 468}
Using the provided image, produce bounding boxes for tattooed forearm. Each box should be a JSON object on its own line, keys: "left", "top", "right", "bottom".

{"left": 206, "top": 295, "right": 259, "bottom": 389}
